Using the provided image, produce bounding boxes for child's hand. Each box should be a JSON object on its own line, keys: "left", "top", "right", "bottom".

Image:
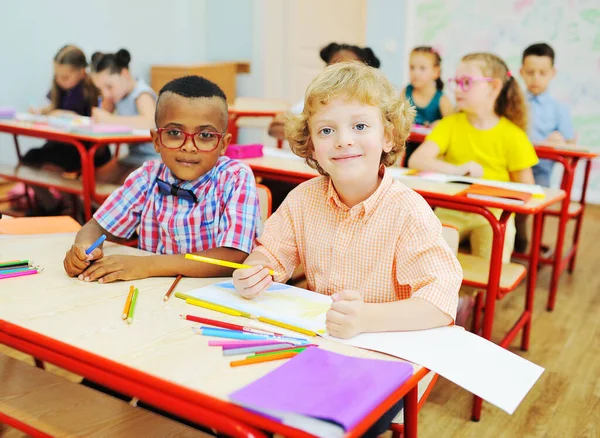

{"left": 232, "top": 265, "right": 273, "bottom": 299}
{"left": 545, "top": 131, "right": 566, "bottom": 144}
{"left": 459, "top": 161, "right": 484, "bottom": 178}
{"left": 78, "top": 255, "right": 147, "bottom": 283}
{"left": 326, "top": 290, "right": 366, "bottom": 339}
{"left": 63, "top": 244, "right": 103, "bottom": 277}
{"left": 91, "top": 107, "right": 114, "bottom": 124}
{"left": 28, "top": 106, "right": 41, "bottom": 115}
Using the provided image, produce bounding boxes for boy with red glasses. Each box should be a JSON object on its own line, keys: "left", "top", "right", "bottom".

{"left": 63, "top": 75, "right": 259, "bottom": 283}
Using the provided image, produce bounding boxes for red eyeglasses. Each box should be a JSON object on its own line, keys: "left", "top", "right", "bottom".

{"left": 156, "top": 128, "right": 225, "bottom": 152}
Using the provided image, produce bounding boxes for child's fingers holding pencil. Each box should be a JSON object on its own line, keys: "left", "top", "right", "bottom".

{"left": 236, "top": 268, "right": 273, "bottom": 300}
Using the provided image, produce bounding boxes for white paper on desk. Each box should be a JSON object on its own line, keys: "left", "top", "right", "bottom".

{"left": 326, "top": 326, "right": 544, "bottom": 415}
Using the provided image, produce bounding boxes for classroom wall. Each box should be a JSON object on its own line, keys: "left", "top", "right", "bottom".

{"left": 365, "top": 0, "right": 407, "bottom": 89}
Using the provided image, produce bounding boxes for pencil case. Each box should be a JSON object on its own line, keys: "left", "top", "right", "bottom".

{"left": 225, "top": 143, "right": 264, "bottom": 159}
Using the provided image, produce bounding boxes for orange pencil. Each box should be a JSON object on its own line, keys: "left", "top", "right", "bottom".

{"left": 230, "top": 351, "right": 298, "bottom": 367}
{"left": 164, "top": 275, "right": 182, "bottom": 301}
{"left": 122, "top": 285, "right": 134, "bottom": 320}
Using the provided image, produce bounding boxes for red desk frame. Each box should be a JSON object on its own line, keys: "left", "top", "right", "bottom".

{"left": 0, "top": 318, "right": 426, "bottom": 438}
{"left": 0, "top": 121, "right": 151, "bottom": 221}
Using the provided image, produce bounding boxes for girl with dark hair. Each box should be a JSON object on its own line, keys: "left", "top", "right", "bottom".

{"left": 90, "top": 48, "right": 159, "bottom": 183}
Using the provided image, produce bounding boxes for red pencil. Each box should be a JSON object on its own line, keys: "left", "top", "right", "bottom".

{"left": 180, "top": 314, "right": 283, "bottom": 336}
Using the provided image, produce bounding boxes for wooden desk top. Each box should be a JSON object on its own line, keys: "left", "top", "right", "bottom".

{"left": 243, "top": 150, "right": 566, "bottom": 215}
{"left": 0, "top": 120, "right": 151, "bottom": 144}
{"left": 0, "top": 234, "right": 420, "bottom": 403}
{"left": 533, "top": 142, "right": 598, "bottom": 159}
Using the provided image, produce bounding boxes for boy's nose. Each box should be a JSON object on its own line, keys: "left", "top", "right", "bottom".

{"left": 181, "top": 136, "right": 197, "bottom": 152}
{"left": 336, "top": 130, "right": 355, "bottom": 147}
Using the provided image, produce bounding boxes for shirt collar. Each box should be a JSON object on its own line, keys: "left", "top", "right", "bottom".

{"left": 326, "top": 165, "right": 393, "bottom": 220}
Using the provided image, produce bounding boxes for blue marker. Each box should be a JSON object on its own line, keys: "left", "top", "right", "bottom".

{"left": 86, "top": 234, "right": 107, "bottom": 255}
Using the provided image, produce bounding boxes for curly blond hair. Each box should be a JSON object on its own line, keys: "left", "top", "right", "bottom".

{"left": 284, "top": 61, "right": 415, "bottom": 175}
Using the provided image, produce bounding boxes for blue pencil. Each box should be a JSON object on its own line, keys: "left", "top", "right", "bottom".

{"left": 86, "top": 234, "right": 107, "bottom": 255}
{"left": 193, "top": 326, "right": 309, "bottom": 344}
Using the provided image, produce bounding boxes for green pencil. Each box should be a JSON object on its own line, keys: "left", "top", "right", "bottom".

{"left": 127, "top": 288, "right": 139, "bottom": 324}
{"left": 252, "top": 347, "right": 308, "bottom": 358}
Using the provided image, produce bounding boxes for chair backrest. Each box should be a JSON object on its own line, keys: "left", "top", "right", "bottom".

{"left": 441, "top": 224, "right": 459, "bottom": 256}
{"left": 256, "top": 183, "right": 272, "bottom": 226}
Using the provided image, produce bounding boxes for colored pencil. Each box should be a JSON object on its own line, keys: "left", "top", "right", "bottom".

{"left": 122, "top": 285, "right": 135, "bottom": 320}
{"left": 185, "top": 254, "right": 278, "bottom": 276}
{"left": 126, "top": 287, "right": 139, "bottom": 324}
{"left": 185, "top": 298, "right": 245, "bottom": 317}
{"left": 0, "top": 269, "right": 38, "bottom": 280}
{"left": 194, "top": 326, "right": 308, "bottom": 344}
{"left": 86, "top": 234, "right": 107, "bottom": 255}
{"left": 253, "top": 347, "right": 309, "bottom": 357}
{"left": 164, "top": 275, "right": 182, "bottom": 301}
{"left": 222, "top": 343, "right": 294, "bottom": 356}
{"left": 181, "top": 314, "right": 283, "bottom": 337}
{"left": 0, "top": 267, "right": 34, "bottom": 275}
{"left": 252, "top": 344, "right": 316, "bottom": 356}
{"left": 257, "top": 316, "right": 317, "bottom": 337}
{"left": 0, "top": 260, "right": 29, "bottom": 269}
{"left": 207, "top": 340, "right": 292, "bottom": 348}
{"left": 230, "top": 351, "right": 298, "bottom": 367}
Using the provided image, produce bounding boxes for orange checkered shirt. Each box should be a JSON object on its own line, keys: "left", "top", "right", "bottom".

{"left": 255, "top": 169, "right": 462, "bottom": 319}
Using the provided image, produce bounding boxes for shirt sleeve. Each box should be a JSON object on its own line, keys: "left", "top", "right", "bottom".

{"left": 93, "top": 163, "right": 153, "bottom": 238}
{"left": 506, "top": 125, "right": 539, "bottom": 172}
{"left": 215, "top": 167, "right": 260, "bottom": 254}
{"left": 253, "top": 192, "right": 301, "bottom": 283}
{"left": 557, "top": 103, "right": 576, "bottom": 141}
{"left": 395, "top": 193, "right": 462, "bottom": 320}
{"left": 424, "top": 114, "right": 455, "bottom": 155}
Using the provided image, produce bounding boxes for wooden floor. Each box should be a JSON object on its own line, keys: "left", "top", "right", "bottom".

{"left": 1, "top": 199, "right": 599, "bottom": 437}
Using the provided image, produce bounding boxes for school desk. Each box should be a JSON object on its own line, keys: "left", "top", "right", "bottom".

{"left": 529, "top": 144, "right": 598, "bottom": 311}
{"left": 0, "top": 234, "right": 427, "bottom": 438}
{"left": 0, "top": 120, "right": 151, "bottom": 221}
{"left": 241, "top": 149, "right": 565, "bottom": 421}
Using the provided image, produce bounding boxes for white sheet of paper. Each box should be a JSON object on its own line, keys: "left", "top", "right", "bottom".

{"left": 184, "top": 281, "right": 331, "bottom": 333}
{"left": 326, "top": 326, "right": 544, "bottom": 415}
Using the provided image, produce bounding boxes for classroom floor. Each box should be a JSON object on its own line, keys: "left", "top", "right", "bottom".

{"left": 1, "top": 202, "right": 598, "bottom": 438}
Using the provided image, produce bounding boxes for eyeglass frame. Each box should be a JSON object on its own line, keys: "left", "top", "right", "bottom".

{"left": 447, "top": 76, "right": 495, "bottom": 92}
{"left": 155, "top": 127, "right": 227, "bottom": 152}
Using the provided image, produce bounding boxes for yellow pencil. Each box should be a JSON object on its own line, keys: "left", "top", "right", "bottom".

{"left": 185, "top": 254, "right": 278, "bottom": 276}
{"left": 257, "top": 317, "right": 317, "bottom": 337}
{"left": 186, "top": 298, "right": 245, "bottom": 317}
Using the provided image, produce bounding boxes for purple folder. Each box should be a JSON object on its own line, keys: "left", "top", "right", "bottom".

{"left": 229, "top": 347, "right": 413, "bottom": 433}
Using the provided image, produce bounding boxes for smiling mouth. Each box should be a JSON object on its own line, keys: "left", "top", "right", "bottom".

{"left": 331, "top": 154, "right": 362, "bottom": 162}
{"left": 176, "top": 158, "right": 200, "bottom": 166}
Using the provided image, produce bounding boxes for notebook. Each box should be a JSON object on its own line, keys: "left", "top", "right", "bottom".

{"left": 178, "top": 281, "right": 332, "bottom": 334}
{"left": 229, "top": 348, "right": 413, "bottom": 437}
{"left": 460, "top": 184, "right": 532, "bottom": 205}
{"left": 413, "top": 171, "right": 545, "bottom": 198}
{"left": 0, "top": 216, "right": 81, "bottom": 234}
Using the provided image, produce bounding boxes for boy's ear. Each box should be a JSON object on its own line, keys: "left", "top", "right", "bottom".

{"left": 219, "top": 132, "right": 232, "bottom": 156}
{"left": 383, "top": 127, "right": 394, "bottom": 153}
{"left": 150, "top": 129, "right": 160, "bottom": 153}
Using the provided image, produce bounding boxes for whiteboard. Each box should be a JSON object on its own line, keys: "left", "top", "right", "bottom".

{"left": 405, "top": 0, "right": 600, "bottom": 203}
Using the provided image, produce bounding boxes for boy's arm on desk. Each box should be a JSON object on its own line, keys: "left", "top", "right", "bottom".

{"left": 79, "top": 246, "right": 248, "bottom": 283}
